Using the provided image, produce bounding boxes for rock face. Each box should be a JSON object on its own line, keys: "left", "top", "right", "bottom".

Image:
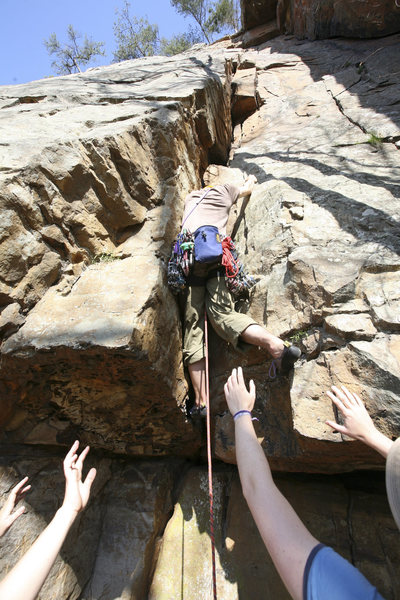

{"left": 241, "top": 0, "right": 400, "bottom": 40}
{"left": 0, "top": 26, "right": 400, "bottom": 600}
{"left": 211, "top": 33, "right": 400, "bottom": 473}
{"left": 240, "top": 0, "right": 277, "bottom": 30}
{"left": 282, "top": 0, "right": 400, "bottom": 39}
{"left": 0, "top": 48, "right": 234, "bottom": 456}
{"left": 150, "top": 468, "right": 399, "bottom": 600}
{"left": 0, "top": 450, "right": 182, "bottom": 600}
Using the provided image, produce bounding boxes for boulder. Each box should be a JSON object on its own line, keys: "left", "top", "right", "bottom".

{"left": 0, "top": 47, "right": 234, "bottom": 456}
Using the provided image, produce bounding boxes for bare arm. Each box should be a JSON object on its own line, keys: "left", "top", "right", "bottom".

{"left": 0, "top": 441, "right": 96, "bottom": 600}
{"left": 224, "top": 368, "right": 318, "bottom": 600}
{"left": 238, "top": 174, "right": 257, "bottom": 198}
{"left": 326, "top": 385, "right": 393, "bottom": 458}
{"left": 0, "top": 477, "right": 31, "bottom": 538}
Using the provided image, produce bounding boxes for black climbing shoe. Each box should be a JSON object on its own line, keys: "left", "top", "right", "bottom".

{"left": 269, "top": 344, "right": 301, "bottom": 379}
{"left": 188, "top": 405, "right": 207, "bottom": 419}
{"left": 280, "top": 344, "right": 301, "bottom": 374}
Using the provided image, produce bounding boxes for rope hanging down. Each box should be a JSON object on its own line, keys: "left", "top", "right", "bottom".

{"left": 204, "top": 309, "right": 217, "bottom": 600}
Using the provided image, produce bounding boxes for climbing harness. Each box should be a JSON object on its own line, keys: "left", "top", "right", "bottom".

{"left": 167, "top": 187, "right": 213, "bottom": 294}
{"left": 168, "top": 186, "right": 255, "bottom": 301}
{"left": 204, "top": 309, "right": 217, "bottom": 600}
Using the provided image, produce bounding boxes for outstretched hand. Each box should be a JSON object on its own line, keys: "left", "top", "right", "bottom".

{"left": 325, "top": 385, "right": 377, "bottom": 442}
{"left": 62, "top": 441, "right": 97, "bottom": 516}
{"left": 224, "top": 367, "right": 256, "bottom": 416}
{"left": 239, "top": 175, "right": 257, "bottom": 197}
{"left": 0, "top": 477, "right": 31, "bottom": 538}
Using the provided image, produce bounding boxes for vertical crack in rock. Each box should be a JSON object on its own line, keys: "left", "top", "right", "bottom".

{"left": 346, "top": 488, "right": 356, "bottom": 565}
{"left": 325, "top": 79, "right": 400, "bottom": 150}
{"left": 220, "top": 469, "right": 233, "bottom": 550}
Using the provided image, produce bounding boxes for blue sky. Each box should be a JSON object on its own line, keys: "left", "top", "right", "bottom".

{"left": 0, "top": 0, "right": 189, "bottom": 86}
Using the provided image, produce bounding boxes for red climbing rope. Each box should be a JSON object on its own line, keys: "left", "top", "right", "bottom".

{"left": 204, "top": 309, "right": 217, "bottom": 600}
{"left": 221, "top": 236, "right": 239, "bottom": 278}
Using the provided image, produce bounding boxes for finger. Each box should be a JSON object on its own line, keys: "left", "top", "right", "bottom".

{"left": 340, "top": 385, "right": 358, "bottom": 406}
{"left": 82, "top": 468, "right": 97, "bottom": 500}
{"left": 68, "top": 454, "right": 78, "bottom": 470}
{"left": 11, "top": 477, "right": 29, "bottom": 498}
{"left": 325, "top": 420, "right": 347, "bottom": 435}
{"left": 331, "top": 385, "right": 353, "bottom": 408}
{"left": 353, "top": 391, "right": 365, "bottom": 408}
{"left": 249, "top": 379, "right": 256, "bottom": 401}
{"left": 326, "top": 390, "right": 347, "bottom": 414}
{"left": 64, "top": 441, "right": 80, "bottom": 466}
{"left": 84, "top": 467, "right": 97, "bottom": 486}
{"left": 75, "top": 446, "right": 90, "bottom": 471}
{"left": 8, "top": 505, "right": 26, "bottom": 525}
{"left": 237, "top": 366, "right": 244, "bottom": 386}
{"left": 15, "top": 485, "right": 31, "bottom": 501}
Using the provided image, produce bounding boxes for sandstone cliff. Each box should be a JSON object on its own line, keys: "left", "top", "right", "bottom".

{"left": 242, "top": 0, "right": 400, "bottom": 39}
{"left": 0, "top": 19, "right": 399, "bottom": 600}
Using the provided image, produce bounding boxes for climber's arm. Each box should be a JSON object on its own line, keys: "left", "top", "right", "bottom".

{"left": 224, "top": 368, "right": 318, "bottom": 600}
{"left": 0, "top": 441, "right": 96, "bottom": 600}
{"left": 238, "top": 174, "right": 257, "bottom": 198}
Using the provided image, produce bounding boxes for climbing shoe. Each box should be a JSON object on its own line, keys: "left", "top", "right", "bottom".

{"left": 280, "top": 344, "right": 301, "bottom": 374}
{"left": 188, "top": 404, "right": 207, "bottom": 419}
{"left": 269, "top": 344, "right": 301, "bottom": 378}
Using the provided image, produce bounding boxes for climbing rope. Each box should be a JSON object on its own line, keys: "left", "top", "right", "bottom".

{"left": 221, "top": 236, "right": 240, "bottom": 278}
{"left": 204, "top": 309, "right": 217, "bottom": 600}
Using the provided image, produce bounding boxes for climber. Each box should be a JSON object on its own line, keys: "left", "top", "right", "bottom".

{"left": 224, "top": 367, "right": 398, "bottom": 600}
{"left": 0, "top": 441, "right": 96, "bottom": 600}
{"left": 180, "top": 175, "right": 301, "bottom": 417}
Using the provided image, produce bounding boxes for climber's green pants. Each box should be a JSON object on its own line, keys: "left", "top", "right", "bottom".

{"left": 182, "top": 262, "right": 256, "bottom": 365}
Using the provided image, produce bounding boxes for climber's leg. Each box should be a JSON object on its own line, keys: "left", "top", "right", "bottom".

{"left": 187, "top": 358, "right": 207, "bottom": 410}
{"left": 206, "top": 272, "right": 300, "bottom": 372}
{"left": 182, "top": 265, "right": 208, "bottom": 410}
{"left": 240, "top": 324, "right": 284, "bottom": 359}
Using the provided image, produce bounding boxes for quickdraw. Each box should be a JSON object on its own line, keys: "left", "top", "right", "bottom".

{"left": 177, "top": 229, "right": 195, "bottom": 276}
{"left": 167, "top": 229, "right": 194, "bottom": 294}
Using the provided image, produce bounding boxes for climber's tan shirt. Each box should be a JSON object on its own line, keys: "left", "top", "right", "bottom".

{"left": 181, "top": 184, "right": 240, "bottom": 236}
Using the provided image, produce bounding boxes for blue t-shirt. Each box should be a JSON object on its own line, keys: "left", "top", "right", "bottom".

{"left": 303, "top": 544, "right": 385, "bottom": 600}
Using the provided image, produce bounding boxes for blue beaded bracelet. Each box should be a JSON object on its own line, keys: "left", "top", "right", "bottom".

{"left": 233, "top": 410, "right": 258, "bottom": 422}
